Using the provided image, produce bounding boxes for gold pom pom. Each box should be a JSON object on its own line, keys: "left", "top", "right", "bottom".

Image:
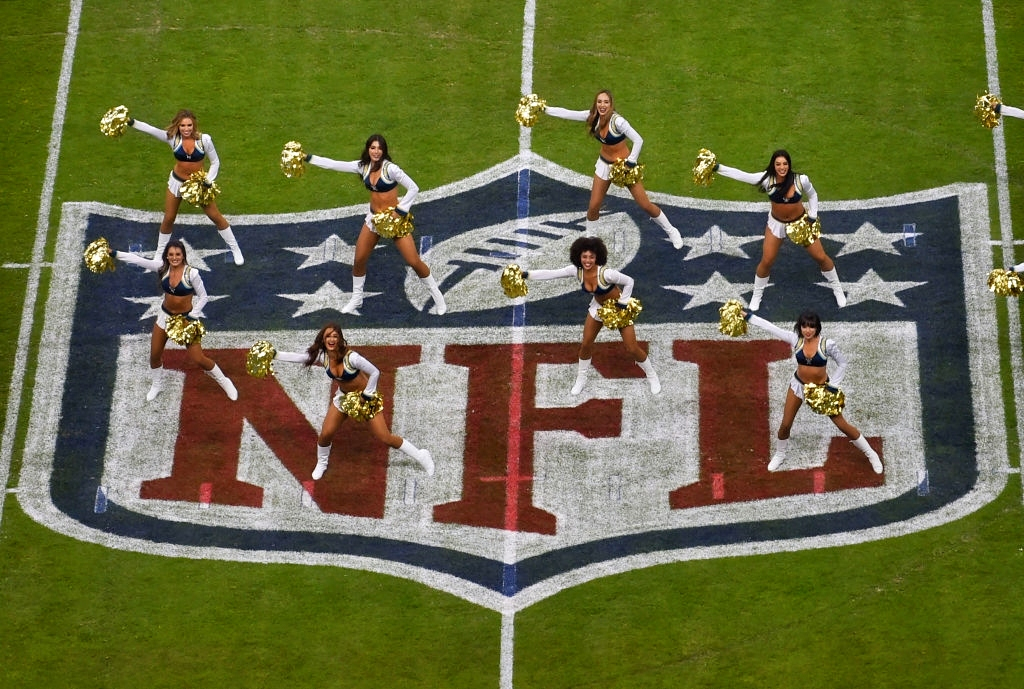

{"left": 100, "top": 105, "right": 131, "bottom": 137}
{"left": 975, "top": 92, "right": 1003, "bottom": 129}
{"left": 597, "top": 297, "right": 643, "bottom": 329}
{"left": 180, "top": 171, "right": 221, "bottom": 207}
{"left": 338, "top": 390, "right": 384, "bottom": 421}
{"left": 371, "top": 208, "right": 415, "bottom": 239}
{"left": 692, "top": 148, "right": 718, "bottom": 187}
{"left": 717, "top": 299, "right": 748, "bottom": 337}
{"left": 785, "top": 214, "right": 822, "bottom": 247}
{"left": 165, "top": 314, "right": 206, "bottom": 346}
{"left": 514, "top": 93, "right": 547, "bottom": 127}
{"left": 500, "top": 264, "right": 529, "bottom": 299}
{"left": 803, "top": 383, "right": 846, "bottom": 416}
{"left": 987, "top": 268, "right": 1024, "bottom": 297}
{"left": 83, "top": 237, "right": 116, "bottom": 274}
{"left": 609, "top": 159, "right": 645, "bottom": 187}
{"left": 246, "top": 340, "right": 277, "bottom": 378}
{"left": 280, "top": 141, "right": 307, "bottom": 178}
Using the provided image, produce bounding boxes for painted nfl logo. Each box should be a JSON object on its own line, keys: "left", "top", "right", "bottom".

{"left": 20, "top": 156, "right": 1007, "bottom": 612}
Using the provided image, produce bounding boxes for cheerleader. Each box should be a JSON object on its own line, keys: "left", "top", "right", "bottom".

{"left": 304, "top": 134, "right": 447, "bottom": 316}
{"left": 543, "top": 90, "right": 683, "bottom": 249}
{"left": 744, "top": 309, "right": 882, "bottom": 473}
{"left": 126, "top": 109, "right": 244, "bottom": 264}
{"left": 715, "top": 150, "right": 846, "bottom": 310}
{"left": 524, "top": 236, "right": 661, "bottom": 396}
{"left": 272, "top": 323, "right": 434, "bottom": 480}
{"left": 115, "top": 239, "right": 237, "bottom": 401}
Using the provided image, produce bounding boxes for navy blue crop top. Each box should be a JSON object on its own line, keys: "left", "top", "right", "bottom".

{"left": 794, "top": 337, "right": 828, "bottom": 367}
{"left": 161, "top": 266, "right": 196, "bottom": 296}
{"left": 324, "top": 351, "right": 360, "bottom": 382}
{"left": 767, "top": 176, "right": 804, "bottom": 204}
{"left": 361, "top": 162, "right": 399, "bottom": 193}
{"left": 591, "top": 114, "right": 628, "bottom": 145}
{"left": 171, "top": 135, "right": 206, "bottom": 162}
{"left": 578, "top": 266, "right": 616, "bottom": 295}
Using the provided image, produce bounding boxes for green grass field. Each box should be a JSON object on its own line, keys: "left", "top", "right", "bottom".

{"left": 2, "top": 1, "right": 1023, "bottom": 687}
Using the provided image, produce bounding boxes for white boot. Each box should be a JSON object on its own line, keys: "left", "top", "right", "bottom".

{"left": 652, "top": 211, "right": 683, "bottom": 250}
{"left": 205, "top": 364, "right": 238, "bottom": 401}
{"left": 822, "top": 267, "right": 847, "bottom": 307}
{"left": 420, "top": 273, "right": 447, "bottom": 315}
{"left": 768, "top": 438, "right": 788, "bottom": 471}
{"left": 571, "top": 358, "right": 592, "bottom": 395}
{"left": 312, "top": 443, "right": 331, "bottom": 480}
{"left": 155, "top": 231, "right": 171, "bottom": 259}
{"left": 341, "top": 275, "right": 365, "bottom": 314}
{"left": 146, "top": 365, "right": 164, "bottom": 402}
{"left": 636, "top": 357, "right": 662, "bottom": 395}
{"left": 218, "top": 227, "right": 244, "bottom": 265}
{"left": 749, "top": 274, "right": 770, "bottom": 311}
{"left": 398, "top": 439, "right": 434, "bottom": 476}
{"left": 853, "top": 435, "right": 883, "bottom": 474}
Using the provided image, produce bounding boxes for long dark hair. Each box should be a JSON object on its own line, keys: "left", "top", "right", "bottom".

{"left": 359, "top": 134, "right": 392, "bottom": 172}
{"left": 585, "top": 89, "right": 614, "bottom": 139}
{"left": 758, "top": 149, "right": 795, "bottom": 194}
{"left": 569, "top": 236, "right": 609, "bottom": 268}
{"left": 158, "top": 239, "right": 187, "bottom": 285}
{"left": 794, "top": 310, "right": 822, "bottom": 338}
{"left": 305, "top": 323, "right": 348, "bottom": 366}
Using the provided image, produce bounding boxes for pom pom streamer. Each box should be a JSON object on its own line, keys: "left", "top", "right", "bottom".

{"left": 280, "top": 141, "right": 307, "bottom": 178}
{"left": 803, "top": 383, "right": 846, "bottom": 416}
{"left": 100, "top": 105, "right": 131, "bottom": 137}
{"left": 609, "top": 159, "right": 645, "bottom": 187}
{"left": 692, "top": 148, "right": 718, "bottom": 187}
{"left": 514, "top": 93, "right": 547, "bottom": 127}
{"left": 987, "top": 268, "right": 1024, "bottom": 297}
{"left": 597, "top": 297, "right": 643, "bottom": 329}
{"left": 165, "top": 314, "right": 206, "bottom": 346}
{"left": 246, "top": 340, "right": 277, "bottom": 378}
{"left": 83, "top": 237, "right": 116, "bottom": 274}
{"left": 785, "top": 214, "right": 822, "bottom": 247}
{"left": 371, "top": 208, "right": 415, "bottom": 239}
{"left": 337, "top": 390, "right": 385, "bottom": 421}
{"left": 718, "top": 299, "right": 748, "bottom": 337}
{"left": 180, "top": 171, "right": 220, "bottom": 207}
{"left": 975, "top": 92, "right": 1002, "bottom": 129}
{"left": 500, "top": 264, "right": 529, "bottom": 299}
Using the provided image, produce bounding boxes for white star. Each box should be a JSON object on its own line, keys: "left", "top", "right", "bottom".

{"left": 285, "top": 234, "right": 357, "bottom": 269}
{"left": 123, "top": 294, "right": 229, "bottom": 321}
{"left": 679, "top": 225, "right": 761, "bottom": 261}
{"left": 822, "top": 268, "right": 926, "bottom": 307}
{"left": 278, "top": 280, "right": 381, "bottom": 317}
{"left": 831, "top": 222, "right": 911, "bottom": 257}
{"left": 664, "top": 271, "right": 754, "bottom": 309}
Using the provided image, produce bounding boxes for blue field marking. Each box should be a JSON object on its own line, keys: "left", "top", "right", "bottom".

{"left": 419, "top": 234, "right": 433, "bottom": 254}
{"left": 502, "top": 563, "right": 518, "bottom": 597}
{"left": 917, "top": 469, "right": 930, "bottom": 496}
{"left": 511, "top": 303, "right": 526, "bottom": 327}
{"left": 93, "top": 486, "right": 107, "bottom": 514}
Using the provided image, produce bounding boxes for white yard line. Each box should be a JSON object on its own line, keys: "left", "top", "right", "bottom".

{"left": 0, "top": 0, "right": 81, "bottom": 529}
{"left": 981, "top": 0, "right": 1024, "bottom": 486}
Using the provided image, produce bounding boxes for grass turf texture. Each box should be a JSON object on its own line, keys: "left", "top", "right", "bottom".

{"left": 1, "top": 0, "right": 1023, "bottom": 686}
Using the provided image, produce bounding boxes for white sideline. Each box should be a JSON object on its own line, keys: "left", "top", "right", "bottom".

{"left": 0, "top": 0, "right": 82, "bottom": 529}
{"left": 981, "top": 0, "right": 1024, "bottom": 494}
